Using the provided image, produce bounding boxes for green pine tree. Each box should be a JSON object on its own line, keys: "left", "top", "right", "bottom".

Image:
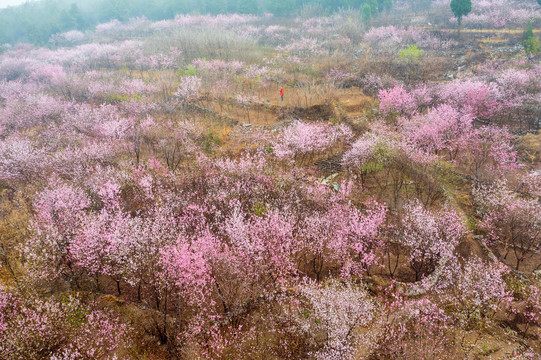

{"left": 361, "top": 3, "right": 372, "bottom": 22}
{"left": 523, "top": 21, "right": 540, "bottom": 56}
{"left": 265, "top": 0, "right": 295, "bottom": 16}
{"left": 69, "top": 3, "right": 86, "bottom": 29}
{"left": 450, "top": 0, "right": 471, "bottom": 33}
{"left": 236, "top": 0, "right": 259, "bottom": 14}
{"left": 205, "top": 0, "right": 228, "bottom": 14}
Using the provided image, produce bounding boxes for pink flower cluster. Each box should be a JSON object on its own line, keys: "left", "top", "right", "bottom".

{"left": 434, "top": 0, "right": 541, "bottom": 28}
{"left": 0, "top": 288, "right": 127, "bottom": 359}
{"left": 378, "top": 85, "right": 417, "bottom": 116}
{"left": 273, "top": 121, "right": 353, "bottom": 159}
{"left": 364, "top": 25, "right": 456, "bottom": 51}
{"left": 175, "top": 76, "right": 202, "bottom": 103}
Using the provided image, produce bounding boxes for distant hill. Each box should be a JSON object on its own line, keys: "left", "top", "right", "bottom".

{"left": 0, "top": 0, "right": 392, "bottom": 45}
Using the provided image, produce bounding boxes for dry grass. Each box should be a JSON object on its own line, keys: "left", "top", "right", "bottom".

{"left": 517, "top": 133, "right": 541, "bottom": 166}
{"left": 479, "top": 38, "right": 507, "bottom": 43}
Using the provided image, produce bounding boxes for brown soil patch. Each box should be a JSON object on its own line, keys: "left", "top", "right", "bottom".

{"left": 517, "top": 133, "right": 541, "bottom": 166}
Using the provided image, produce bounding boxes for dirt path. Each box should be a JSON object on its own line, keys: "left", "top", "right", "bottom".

{"left": 204, "top": 87, "right": 373, "bottom": 127}
{"left": 421, "top": 27, "right": 541, "bottom": 34}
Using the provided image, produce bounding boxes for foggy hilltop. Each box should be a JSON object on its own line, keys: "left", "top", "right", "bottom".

{"left": 0, "top": 0, "right": 30, "bottom": 8}
{"left": 0, "top": 0, "right": 394, "bottom": 44}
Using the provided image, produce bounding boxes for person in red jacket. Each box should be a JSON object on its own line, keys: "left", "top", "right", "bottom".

{"left": 280, "top": 86, "right": 284, "bottom": 102}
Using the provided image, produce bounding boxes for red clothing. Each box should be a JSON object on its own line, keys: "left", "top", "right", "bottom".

{"left": 280, "top": 88, "right": 284, "bottom": 96}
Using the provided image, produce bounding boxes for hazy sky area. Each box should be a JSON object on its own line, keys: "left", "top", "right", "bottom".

{"left": 0, "top": 0, "right": 31, "bottom": 8}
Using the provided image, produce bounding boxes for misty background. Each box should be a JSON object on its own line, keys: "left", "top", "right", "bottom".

{"left": 0, "top": 0, "right": 395, "bottom": 45}
{"left": 0, "top": 0, "right": 31, "bottom": 8}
